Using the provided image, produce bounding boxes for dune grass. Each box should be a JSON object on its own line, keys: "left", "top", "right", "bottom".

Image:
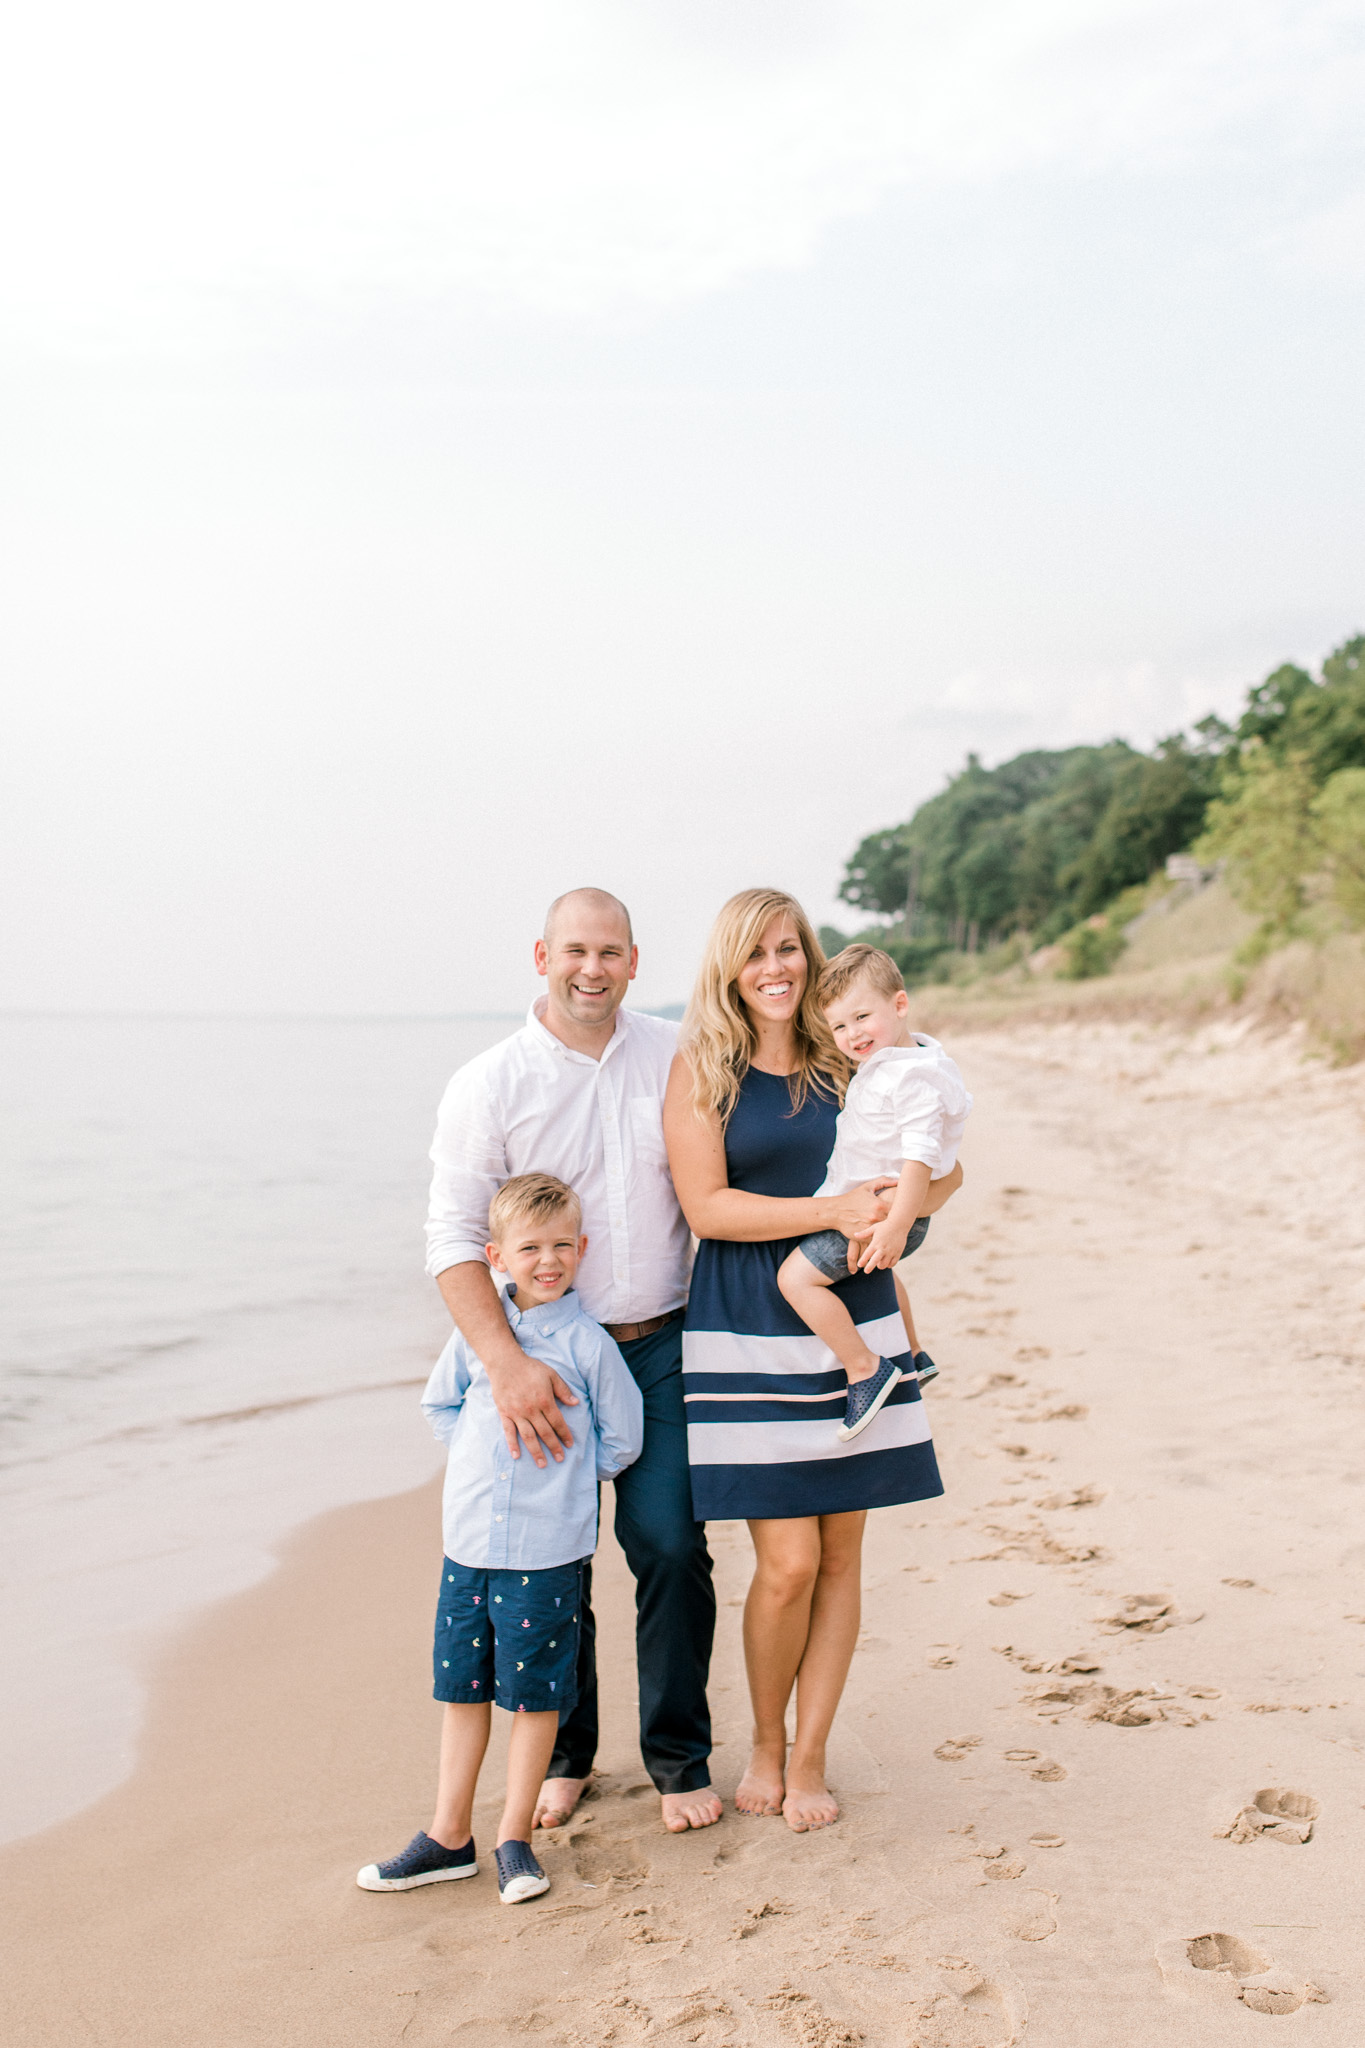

{"left": 905, "top": 879, "right": 1365, "bottom": 1064}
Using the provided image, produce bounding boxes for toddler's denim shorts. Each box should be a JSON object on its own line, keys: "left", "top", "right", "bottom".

{"left": 795, "top": 1213, "right": 931, "bottom": 1282}
{"left": 433, "top": 1556, "right": 585, "bottom": 1715}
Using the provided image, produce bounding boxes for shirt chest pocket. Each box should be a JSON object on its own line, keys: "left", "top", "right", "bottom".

{"left": 627, "top": 1096, "right": 669, "bottom": 1167}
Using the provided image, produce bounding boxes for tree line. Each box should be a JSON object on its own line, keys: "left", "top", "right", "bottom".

{"left": 824, "top": 634, "right": 1365, "bottom": 981}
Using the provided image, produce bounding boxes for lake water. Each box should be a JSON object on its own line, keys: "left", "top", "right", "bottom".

{"left": 0, "top": 1013, "right": 521, "bottom": 1844}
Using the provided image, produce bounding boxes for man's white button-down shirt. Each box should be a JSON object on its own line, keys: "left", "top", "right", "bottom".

{"left": 425, "top": 1000, "right": 693, "bottom": 1326}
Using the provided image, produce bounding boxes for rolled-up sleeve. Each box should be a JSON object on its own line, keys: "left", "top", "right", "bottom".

{"left": 425, "top": 1060, "right": 508, "bottom": 1279}
{"left": 889, "top": 1069, "right": 949, "bottom": 1174}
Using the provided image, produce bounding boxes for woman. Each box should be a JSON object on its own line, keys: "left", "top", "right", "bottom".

{"left": 663, "top": 889, "right": 955, "bottom": 1831}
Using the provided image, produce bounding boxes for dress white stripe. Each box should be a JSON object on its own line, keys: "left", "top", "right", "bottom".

{"left": 685, "top": 1389, "right": 839, "bottom": 1405}
{"left": 681, "top": 1309, "right": 910, "bottom": 1376}
{"left": 687, "top": 1397, "right": 931, "bottom": 1466}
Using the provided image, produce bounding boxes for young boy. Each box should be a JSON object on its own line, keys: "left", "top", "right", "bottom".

{"left": 357, "top": 1172, "right": 643, "bottom": 1906}
{"left": 777, "top": 944, "right": 971, "bottom": 1442}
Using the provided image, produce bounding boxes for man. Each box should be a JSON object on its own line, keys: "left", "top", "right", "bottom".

{"left": 425, "top": 888, "right": 721, "bottom": 1833}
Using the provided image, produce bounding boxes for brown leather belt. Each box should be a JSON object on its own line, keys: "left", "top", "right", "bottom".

{"left": 602, "top": 1308, "right": 683, "bottom": 1344}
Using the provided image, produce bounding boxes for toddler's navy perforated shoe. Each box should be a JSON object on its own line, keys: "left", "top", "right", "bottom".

{"left": 356, "top": 1831, "right": 477, "bottom": 1891}
{"left": 913, "top": 1350, "right": 939, "bottom": 1387}
{"left": 837, "top": 1357, "right": 902, "bottom": 1440}
{"left": 495, "top": 1838, "right": 550, "bottom": 1903}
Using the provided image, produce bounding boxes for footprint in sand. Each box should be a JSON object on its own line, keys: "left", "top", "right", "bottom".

{"left": 733, "top": 1899, "right": 792, "bottom": 1938}
{"left": 912, "top": 1959, "right": 1027, "bottom": 2047}
{"left": 1215, "top": 1788, "right": 1320, "bottom": 1845}
{"left": 1034, "top": 1484, "right": 1104, "bottom": 1510}
{"left": 964, "top": 1373, "right": 1019, "bottom": 1400}
{"left": 927, "top": 1643, "right": 960, "bottom": 1668}
{"left": 761, "top": 1985, "right": 862, "bottom": 2046}
{"left": 1156, "top": 1932, "right": 1330, "bottom": 2013}
{"left": 994, "top": 1645, "right": 1099, "bottom": 1676}
{"left": 574, "top": 1839, "right": 650, "bottom": 1888}
{"left": 1002, "top": 1749, "right": 1067, "bottom": 1781}
{"left": 1004, "top": 1888, "right": 1058, "bottom": 1941}
{"left": 1022, "top": 1678, "right": 1199, "bottom": 1726}
{"left": 934, "top": 1735, "right": 982, "bottom": 1762}
{"left": 1094, "top": 1593, "right": 1191, "bottom": 1633}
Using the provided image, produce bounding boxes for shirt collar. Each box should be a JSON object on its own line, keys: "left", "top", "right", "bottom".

{"left": 851, "top": 1038, "right": 931, "bottom": 1080}
{"left": 524, "top": 995, "right": 629, "bottom": 1066}
{"left": 502, "top": 1284, "right": 582, "bottom": 1338}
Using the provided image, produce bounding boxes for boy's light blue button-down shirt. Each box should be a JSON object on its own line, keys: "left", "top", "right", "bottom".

{"left": 421, "top": 1288, "right": 644, "bottom": 1571}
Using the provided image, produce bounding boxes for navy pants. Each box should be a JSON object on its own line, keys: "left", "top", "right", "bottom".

{"left": 547, "top": 1314, "right": 716, "bottom": 1795}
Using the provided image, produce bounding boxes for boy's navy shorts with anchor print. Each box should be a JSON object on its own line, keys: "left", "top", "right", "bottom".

{"left": 433, "top": 1557, "right": 585, "bottom": 1714}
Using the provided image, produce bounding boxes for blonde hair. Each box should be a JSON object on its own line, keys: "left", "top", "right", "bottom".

{"left": 817, "top": 943, "right": 906, "bottom": 1008}
{"left": 680, "top": 888, "right": 848, "bottom": 1124}
{"left": 488, "top": 1173, "right": 582, "bottom": 1241}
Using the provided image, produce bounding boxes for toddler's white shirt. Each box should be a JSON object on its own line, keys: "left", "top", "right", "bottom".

{"left": 817, "top": 1035, "right": 972, "bottom": 1194}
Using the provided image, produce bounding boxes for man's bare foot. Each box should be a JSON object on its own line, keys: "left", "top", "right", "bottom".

{"left": 782, "top": 1764, "right": 838, "bottom": 1832}
{"left": 733, "top": 1742, "right": 786, "bottom": 1817}
{"left": 533, "top": 1776, "right": 589, "bottom": 1830}
{"left": 661, "top": 1787, "right": 723, "bottom": 1833}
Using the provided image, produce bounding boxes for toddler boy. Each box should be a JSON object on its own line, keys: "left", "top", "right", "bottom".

{"left": 778, "top": 945, "right": 971, "bottom": 1440}
{"left": 357, "top": 1172, "right": 643, "bottom": 1906}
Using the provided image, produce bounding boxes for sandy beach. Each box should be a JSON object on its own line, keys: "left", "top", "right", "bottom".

{"left": 4, "top": 1017, "right": 1364, "bottom": 2046}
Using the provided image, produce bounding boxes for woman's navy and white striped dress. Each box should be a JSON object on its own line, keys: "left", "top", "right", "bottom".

{"left": 683, "top": 1066, "right": 943, "bottom": 1521}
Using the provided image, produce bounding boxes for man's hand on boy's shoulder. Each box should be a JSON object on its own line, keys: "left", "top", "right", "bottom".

{"left": 485, "top": 1349, "right": 579, "bottom": 1466}
{"left": 438, "top": 1261, "right": 579, "bottom": 1466}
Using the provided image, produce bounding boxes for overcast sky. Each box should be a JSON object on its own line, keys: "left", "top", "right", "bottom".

{"left": 3, "top": 0, "right": 1363, "bottom": 1013}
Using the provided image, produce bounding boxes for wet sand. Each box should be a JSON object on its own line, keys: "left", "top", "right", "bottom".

{"left": 4, "top": 1019, "right": 1363, "bottom": 2045}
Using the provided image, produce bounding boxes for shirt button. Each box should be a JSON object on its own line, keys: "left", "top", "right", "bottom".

{"left": 495, "top": 1514, "right": 504, "bottom": 1522}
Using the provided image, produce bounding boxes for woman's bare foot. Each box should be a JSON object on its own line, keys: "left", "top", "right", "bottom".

{"left": 781, "top": 1763, "right": 838, "bottom": 1832}
{"left": 733, "top": 1741, "right": 786, "bottom": 1817}
{"left": 532, "top": 1776, "right": 589, "bottom": 1829}
{"left": 661, "top": 1787, "right": 723, "bottom": 1833}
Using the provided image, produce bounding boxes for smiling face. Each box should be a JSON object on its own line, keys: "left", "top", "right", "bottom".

{"left": 534, "top": 897, "right": 637, "bottom": 1036}
{"left": 823, "top": 976, "right": 911, "bottom": 1063}
{"left": 486, "top": 1206, "right": 587, "bottom": 1308}
{"left": 734, "top": 912, "right": 809, "bottom": 1030}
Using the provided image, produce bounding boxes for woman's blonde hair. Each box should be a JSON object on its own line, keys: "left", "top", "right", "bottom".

{"left": 680, "top": 888, "right": 848, "bottom": 1124}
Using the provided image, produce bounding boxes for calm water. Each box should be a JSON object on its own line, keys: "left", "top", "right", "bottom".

{"left": 0, "top": 1013, "right": 519, "bottom": 1843}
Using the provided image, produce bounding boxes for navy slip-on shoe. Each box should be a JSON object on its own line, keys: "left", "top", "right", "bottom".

{"left": 494, "top": 1839, "right": 550, "bottom": 1904}
{"left": 356, "top": 1831, "right": 477, "bottom": 1892}
{"left": 913, "top": 1350, "right": 939, "bottom": 1386}
{"left": 837, "top": 1357, "right": 903, "bottom": 1441}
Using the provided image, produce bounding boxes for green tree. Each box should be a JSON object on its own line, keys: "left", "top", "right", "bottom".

{"left": 1194, "top": 745, "right": 1320, "bottom": 932}
{"left": 1277, "top": 634, "right": 1365, "bottom": 782}
{"left": 1058, "top": 920, "right": 1127, "bottom": 980}
{"left": 1011, "top": 744, "right": 1137, "bottom": 936}
{"left": 838, "top": 744, "right": 1135, "bottom": 941}
{"left": 1070, "top": 737, "right": 1221, "bottom": 917}
{"left": 1234, "top": 662, "right": 1315, "bottom": 750}
{"left": 1313, "top": 766, "right": 1365, "bottom": 929}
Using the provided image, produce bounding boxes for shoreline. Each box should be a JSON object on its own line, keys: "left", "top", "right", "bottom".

{"left": 0, "top": 1379, "right": 444, "bottom": 1848}
{"left": 0, "top": 1009, "right": 512, "bottom": 1848}
{"left": 5, "top": 1019, "right": 1364, "bottom": 2043}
